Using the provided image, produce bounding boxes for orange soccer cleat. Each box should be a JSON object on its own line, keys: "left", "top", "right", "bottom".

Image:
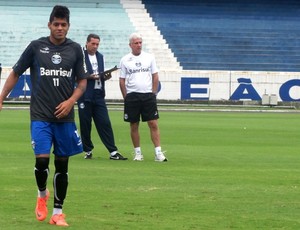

{"left": 35, "top": 189, "right": 50, "bottom": 221}
{"left": 49, "top": 214, "right": 69, "bottom": 227}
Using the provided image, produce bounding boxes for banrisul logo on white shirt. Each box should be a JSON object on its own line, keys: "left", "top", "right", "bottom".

{"left": 128, "top": 67, "right": 151, "bottom": 74}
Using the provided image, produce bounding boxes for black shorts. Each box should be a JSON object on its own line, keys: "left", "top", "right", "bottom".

{"left": 124, "top": 92, "right": 159, "bottom": 122}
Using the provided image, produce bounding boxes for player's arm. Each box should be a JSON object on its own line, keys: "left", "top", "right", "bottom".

{"left": 119, "top": 77, "right": 126, "bottom": 99}
{"left": 152, "top": 72, "right": 159, "bottom": 95}
{"left": 0, "top": 70, "right": 19, "bottom": 111}
{"left": 1, "top": 42, "right": 34, "bottom": 110}
{"left": 55, "top": 78, "right": 87, "bottom": 119}
{"left": 70, "top": 78, "right": 87, "bottom": 103}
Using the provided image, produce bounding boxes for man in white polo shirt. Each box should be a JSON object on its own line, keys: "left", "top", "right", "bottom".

{"left": 119, "top": 32, "right": 167, "bottom": 162}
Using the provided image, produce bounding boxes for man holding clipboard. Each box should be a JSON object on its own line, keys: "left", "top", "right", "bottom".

{"left": 77, "top": 33, "right": 127, "bottom": 160}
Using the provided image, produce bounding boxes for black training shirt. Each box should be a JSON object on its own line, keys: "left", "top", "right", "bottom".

{"left": 13, "top": 37, "right": 88, "bottom": 122}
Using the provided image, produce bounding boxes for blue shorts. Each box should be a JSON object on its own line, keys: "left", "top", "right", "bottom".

{"left": 31, "top": 121, "right": 83, "bottom": 157}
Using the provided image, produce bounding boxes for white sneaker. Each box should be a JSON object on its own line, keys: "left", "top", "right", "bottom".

{"left": 155, "top": 151, "right": 168, "bottom": 162}
{"left": 133, "top": 153, "right": 144, "bottom": 161}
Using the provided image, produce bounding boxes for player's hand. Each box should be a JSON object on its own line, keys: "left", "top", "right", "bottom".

{"left": 54, "top": 99, "right": 74, "bottom": 119}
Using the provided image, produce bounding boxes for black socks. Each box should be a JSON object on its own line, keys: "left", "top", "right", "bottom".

{"left": 34, "top": 157, "right": 49, "bottom": 192}
{"left": 53, "top": 158, "right": 69, "bottom": 209}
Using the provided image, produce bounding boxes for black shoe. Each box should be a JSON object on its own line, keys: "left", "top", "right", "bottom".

{"left": 84, "top": 151, "right": 93, "bottom": 159}
{"left": 110, "top": 152, "right": 128, "bottom": 160}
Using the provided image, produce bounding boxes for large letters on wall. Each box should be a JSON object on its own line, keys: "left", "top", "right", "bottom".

{"left": 181, "top": 77, "right": 300, "bottom": 101}
{"left": 7, "top": 74, "right": 300, "bottom": 102}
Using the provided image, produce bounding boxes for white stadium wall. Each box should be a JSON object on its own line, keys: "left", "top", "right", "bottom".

{"left": 1, "top": 67, "right": 300, "bottom": 102}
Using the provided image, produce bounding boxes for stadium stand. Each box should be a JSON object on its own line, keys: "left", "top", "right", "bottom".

{"left": 120, "top": 0, "right": 181, "bottom": 71}
{"left": 141, "top": 0, "right": 300, "bottom": 72}
{"left": 0, "top": 0, "right": 135, "bottom": 68}
{"left": 1, "top": 0, "right": 300, "bottom": 72}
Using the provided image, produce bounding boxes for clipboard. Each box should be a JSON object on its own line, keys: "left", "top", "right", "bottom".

{"left": 100, "top": 65, "right": 119, "bottom": 80}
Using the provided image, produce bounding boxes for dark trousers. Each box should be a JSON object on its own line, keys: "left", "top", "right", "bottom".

{"left": 78, "top": 90, "right": 117, "bottom": 154}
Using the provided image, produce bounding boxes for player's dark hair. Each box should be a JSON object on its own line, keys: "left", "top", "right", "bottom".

{"left": 49, "top": 5, "right": 70, "bottom": 23}
{"left": 87, "top": 34, "right": 100, "bottom": 42}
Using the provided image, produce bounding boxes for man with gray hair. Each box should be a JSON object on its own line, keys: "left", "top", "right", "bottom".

{"left": 119, "top": 33, "right": 167, "bottom": 162}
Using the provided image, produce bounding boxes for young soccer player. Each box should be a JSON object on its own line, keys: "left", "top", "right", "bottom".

{"left": 0, "top": 5, "right": 88, "bottom": 226}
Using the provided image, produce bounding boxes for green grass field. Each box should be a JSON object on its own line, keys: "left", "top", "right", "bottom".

{"left": 0, "top": 109, "right": 300, "bottom": 229}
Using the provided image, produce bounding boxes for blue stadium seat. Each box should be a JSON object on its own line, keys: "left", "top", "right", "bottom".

{"left": 142, "top": 0, "right": 300, "bottom": 72}
{"left": 2, "top": 0, "right": 300, "bottom": 72}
